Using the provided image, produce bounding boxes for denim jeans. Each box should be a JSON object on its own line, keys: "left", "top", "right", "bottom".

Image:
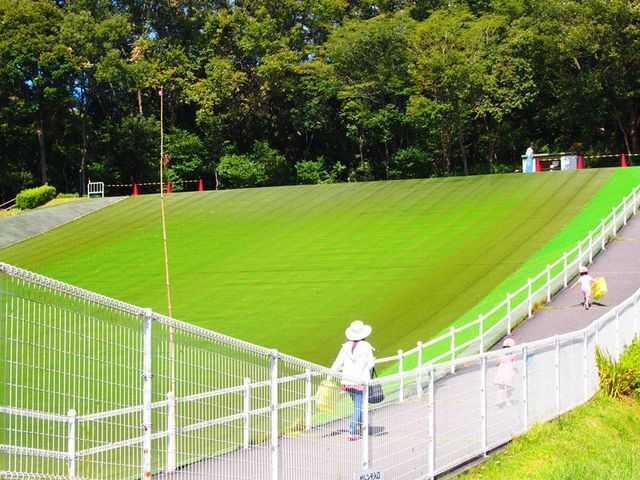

{"left": 346, "top": 387, "right": 364, "bottom": 435}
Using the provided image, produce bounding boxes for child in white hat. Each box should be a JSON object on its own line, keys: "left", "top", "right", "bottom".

{"left": 570, "top": 266, "right": 595, "bottom": 310}
{"left": 494, "top": 337, "right": 518, "bottom": 407}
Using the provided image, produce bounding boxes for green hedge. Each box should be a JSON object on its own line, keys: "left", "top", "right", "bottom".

{"left": 16, "top": 185, "right": 57, "bottom": 210}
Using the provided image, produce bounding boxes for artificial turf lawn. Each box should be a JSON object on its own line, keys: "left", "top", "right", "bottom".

{"left": 0, "top": 168, "right": 633, "bottom": 367}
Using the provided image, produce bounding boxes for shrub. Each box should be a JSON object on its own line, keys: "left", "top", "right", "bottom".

{"left": 596, "top": 346, "right": 638, "bottom": 399}
{"left": 388, "top": 147, "right": 433, "bottom": 179}
{"left": 619, "top": 336, "right": 640, "bottom": 397}
{"left": 296, "top": 158, "right": 345, "bottom": 185}
{"left": 16, "top": 185, "right": 57, "bottom": 210}
{"left": 217, "top": 154, "right": 267, "bottom": 188}
{"left": 251, "top": 141, "right": 289, "bottom": 186}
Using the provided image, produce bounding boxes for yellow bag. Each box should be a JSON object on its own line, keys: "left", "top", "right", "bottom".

{"left": 315, "top": 379, "right": 340, "bottom": 413}
{"left": 592, "top": 277, "right": 608, "bottom": 300}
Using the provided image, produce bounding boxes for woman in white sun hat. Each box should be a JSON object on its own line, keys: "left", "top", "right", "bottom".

{"left": 331, "top": 320, "right": 375, "bottom": 441}
{"left": 494, "top": 337, "right": 518, "bottom": 407}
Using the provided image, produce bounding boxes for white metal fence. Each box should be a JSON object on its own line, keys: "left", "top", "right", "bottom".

{"left": 0, "top": 183, "right": 639, "bottom": 479}
{"left": 87, "top": 182, "right": 105, "bottom": 198}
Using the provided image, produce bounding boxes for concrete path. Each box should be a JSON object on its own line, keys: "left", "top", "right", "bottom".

{"left": 509, "top": 213, "right": 640, "bottom": 344}
{"left": 157, "top": 213, "right": 640, "bottom": 480}
{"left": 0, "top": 197, "right": 125, "bottom": 248}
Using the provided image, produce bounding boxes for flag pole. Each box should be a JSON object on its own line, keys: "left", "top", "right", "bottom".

{"left": 159, "top": 88, "right": 177, "bottom": 470}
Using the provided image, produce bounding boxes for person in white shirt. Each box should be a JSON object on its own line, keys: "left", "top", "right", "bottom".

{"left": 570, "top": 266, "right": 595, "bottom": 309}
{"left": 525, "top": 143, "right": 535, "bottom": 173}
{"left": 331, "top": 320, "right": 375, "bottom": 441}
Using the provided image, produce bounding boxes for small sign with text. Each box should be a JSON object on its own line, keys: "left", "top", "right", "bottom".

{"left": 354, "top": 469, "right": 383, "bottom": 480}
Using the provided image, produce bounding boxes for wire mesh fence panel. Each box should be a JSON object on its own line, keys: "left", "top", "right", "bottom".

{"left": 0, "top": 269, "right": 143, "bottom": 479}
{"left": 368, "top": 374, "right": 430, "bottom": 480}
{"left": 596, "top": 314, "right": 618, "bottom": 359}
{"left": 152, "top": 319, "right": 276, "bottom": 480}
{"left": 486, "top": 349, "right": 525, "bottom": 449}
{"left": 619, "top": 302, "right": 638, "bottom": 348}
{"left": 558, "top": 338, "right": 585, "bottom": 413}
{"left": 525, "top": 343, "right": 556, "bottom": 425}
{"left": 585, "top": 331, "right": 599, "bottom": 398}
{"left": 278, "top": 362, "right": 361, "bottom": 480}
{"left": 433, "top": 362, "right": 483, "bottom": 473}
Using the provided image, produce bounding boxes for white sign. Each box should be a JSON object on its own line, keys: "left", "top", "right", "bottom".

{"left": 355, "top": 469, "right": 383, "bottom": 480}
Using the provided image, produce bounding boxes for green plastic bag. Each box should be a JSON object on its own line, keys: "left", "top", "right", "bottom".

{"left": 315, "top": 379, "right": 340, "bottom": 413}
{"left": 592, "top": 276, "right": 607, "bottom": 300}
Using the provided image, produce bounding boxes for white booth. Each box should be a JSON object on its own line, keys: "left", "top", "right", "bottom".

{"left": 521, "top": 152, "right": 578, "bottom": 172}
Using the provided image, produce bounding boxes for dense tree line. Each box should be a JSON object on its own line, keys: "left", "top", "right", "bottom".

{"left": 0, "top": 0, "right": 638, "bottom": 200}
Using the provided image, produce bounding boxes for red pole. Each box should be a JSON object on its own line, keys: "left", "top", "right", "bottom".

{"left": 198, "top": 179, "right": 204, "bottom": 192}
{"left": 535, "top": 158, "right": 541, "bottom": 172}
{"left": 621, "top": 153, "right": 628, "bottom": 167}
{"left": 133, "top": 183, "right": 139, "bottom": 196}
{"left": 166, "top": 182, "right": 172, "bottom": 194}
{"left": 577, "top": 155, "right": 584, "bottom": 169}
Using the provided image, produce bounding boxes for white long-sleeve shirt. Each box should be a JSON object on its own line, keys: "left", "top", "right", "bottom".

{"left": 331, "top": 340, "right": 375, "bottom": 386}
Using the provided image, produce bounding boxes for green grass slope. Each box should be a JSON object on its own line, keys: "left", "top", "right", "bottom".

{"left": 460, "top": 394, "right": 640, "bottom": 480}
{"left": 0, "top": 169, "right": 624, "bottom": 366}
{"left": 457, "top": 167, "right": 640, "bottom": 330}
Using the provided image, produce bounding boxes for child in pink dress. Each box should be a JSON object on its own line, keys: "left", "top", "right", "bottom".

{"left": 571, "top": 266, "right": 595, "bottom": 310}
{"left": 494, "top": 337, "right": 518, "bottom": 407}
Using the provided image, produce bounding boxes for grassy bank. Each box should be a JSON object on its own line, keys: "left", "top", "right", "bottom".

{"left": 0, "top": 170, "right": 615, "bottom": 365}
{"left": 461, "top": 393, "right": 640, "bottom": 479}
{"left": 462, "top": 337, "right": 640, "bottom": 480}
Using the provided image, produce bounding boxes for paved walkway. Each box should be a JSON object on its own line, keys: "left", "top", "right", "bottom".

{"left": 0, "top": 197, "right": 125, "bottom": 248}
{"left": 509, "top": 213, "right": 640, "bottom": 344}
{"left": 157, "top": 213, "right": 640, "bottom": 480}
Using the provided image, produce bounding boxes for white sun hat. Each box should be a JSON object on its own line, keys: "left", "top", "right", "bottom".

{"left": 502, "top": 337, "right": 516, "bottom": 348}
{"left": 579, "top": 266, "right": 588, "bottom": 274}
{"left": 345, "top": 320, "right": 372, "bottom": 341}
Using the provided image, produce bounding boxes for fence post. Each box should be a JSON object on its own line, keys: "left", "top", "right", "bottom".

{"left": 527, "top": 278, "right": 533, "bottom": 318}
{"left": 546, "top": 264, "right": 551, "bottom": 302}
{"left": 304, "top": 369, "right": 312, "bottom": 431}
{"left": 67, "top": 409, "right": 76, "bottom": 478}
{"left": 398, "top": 350, "right": 404, "bottom": 403}
{"left": 270, "top": 350, "right": 279, "bottom": 480}
{"left": 623, "top": 197, "right": 628, "bottom": 225}
{"left": 522, "top": 345, "right": 528, "bottom": 431}
{"left": 615, "top": 307, "right": 621, "bottom": 360}
{"left": 417, "top": 342, "right": 423, "bottom": 398}
{"left": 480, "top": 355, "right": 487, "bottom": 457}
{"left": 634, "top": 187, "right": 638, "bottom": 215}
{"left": 555, "top": 336, "right": 560, "bottom": 415}
{"left": 578, "top": 241, "right": 583, "bottom": 268}
{"left": 563, "top": 253, "right": 568, "bottom": 288}
{"left": 142, "top": 309, "right": 153, "bottom": 480}
{"left": 167, "top": 391, "right": 176, "bottom": 471}
{"left": 612, "top": 207, "right": 618, "bottom": 236}
{"left": 583, "top": 331, "right": 588, "bottom": 401}
{"left": 244, "top": 378, "right": 251, "bottom": 448}
{"left": 450, "top": 326, "right": 456, "bottom": 374}
{"left": 601, "top": 219, "right": 606, "bottom": 250}
{"left": 635, "top": 293, "right": 639, "bottom": 335}
{"left": 428, "top": 365, "right": 435, "bottom": 479}
{"left": 362, "top": 384, "right": 370, "bottom": 470}
{"left": 588, "top": 231, "right": 593, "bottom": 264}
{"left": 506, "top": 293, "right": 512, "bottom": 335}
